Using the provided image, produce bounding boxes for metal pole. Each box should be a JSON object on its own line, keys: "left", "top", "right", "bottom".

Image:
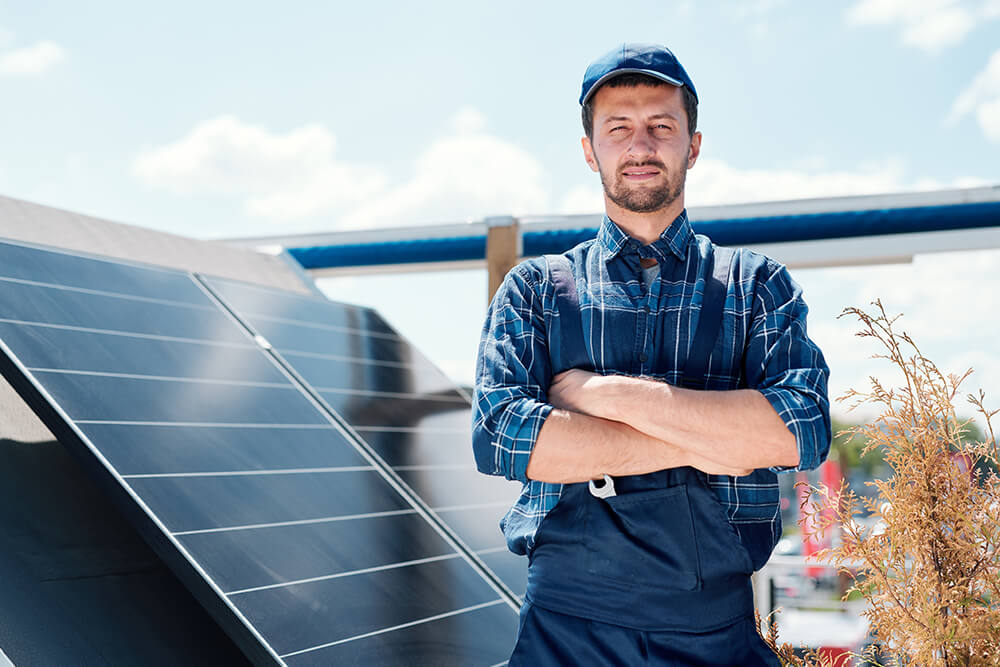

{"left": 485, "top": 216, "right": 520, "bottom": 303}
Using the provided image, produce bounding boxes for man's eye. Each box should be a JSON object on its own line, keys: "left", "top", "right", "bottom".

{"left": 609, "top": 126, "right": 626, "bottom": 133}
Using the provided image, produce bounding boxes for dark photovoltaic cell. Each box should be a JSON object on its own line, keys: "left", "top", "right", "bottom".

{"left": 203, "top": 277, "right": 528, "bottom": 600}
{"left": 0, "top": 239, "right": 519, "bottom": 666}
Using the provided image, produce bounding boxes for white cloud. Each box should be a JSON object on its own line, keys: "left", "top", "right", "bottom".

{"left": 949, "top": 49, "right": 1000, "bottom": 142}
{"left": 845, "top": 0, "right": 986, "bottom": 52}
{"left": 133, "top": 115, "right": 385, "bottom": 221}
{"left": 688, "top": 157, "right": 925, "bottom": 206}
{"left": 134, "top": 108, "right": 552, "bottom": 231}
{"left": 336, "top": 107, "right": 549, "bottom": 229}
{"left": 977, "top": 97, "right": 1000, "bottom": 141}
{"left": 899, "top": 5, "right": 975, "bottom": 48}
{"left": 0, "top": 40, "right": 64, "bottom": 76}
{"left": 950, "top": 49, "right": 1000, "bottom": 116}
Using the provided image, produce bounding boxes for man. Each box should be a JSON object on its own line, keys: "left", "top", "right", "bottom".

{"left": 473, "top": 43, "right": 830, "bottom": 666}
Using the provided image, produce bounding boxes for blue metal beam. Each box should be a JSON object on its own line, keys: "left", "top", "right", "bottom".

{"left": 288, "top": 200, "right": 1000, "bottom": 270}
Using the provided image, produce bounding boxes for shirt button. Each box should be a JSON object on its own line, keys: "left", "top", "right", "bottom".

{"left": 643, "top": 305, "right": 651, "bottom": 313}
{"left": 638, "top": 353, "right": 648, "bottom": 363}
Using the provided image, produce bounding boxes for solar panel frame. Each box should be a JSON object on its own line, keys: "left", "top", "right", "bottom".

{"left": 0, "top": 238, "right": 520, "bottom": 666}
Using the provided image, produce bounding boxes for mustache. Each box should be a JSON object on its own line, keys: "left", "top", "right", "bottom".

{"left": 618, "top": 160, "right": 667, "bottom": 173}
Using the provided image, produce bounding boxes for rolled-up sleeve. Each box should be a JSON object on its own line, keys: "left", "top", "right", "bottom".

{"left": 744, "top": 260, "right": 831, "bottom": 472}
{"left": 472, "top": 264, "right": 554, "bottom": 482}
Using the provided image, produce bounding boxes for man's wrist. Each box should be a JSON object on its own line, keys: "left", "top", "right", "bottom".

{"left": 598, "top": 374, "right": 633, "bottom": 423}
{"left": 601, "top": 373, "right": 673, "bottom": 425}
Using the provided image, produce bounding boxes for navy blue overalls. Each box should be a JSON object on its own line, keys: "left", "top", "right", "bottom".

{"left": 509, "top": 249, "right": 780, "bottom": 666}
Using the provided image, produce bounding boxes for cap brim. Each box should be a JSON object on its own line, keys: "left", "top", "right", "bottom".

{"left": 581, "top": 68, "right": 684, "bottom": 105}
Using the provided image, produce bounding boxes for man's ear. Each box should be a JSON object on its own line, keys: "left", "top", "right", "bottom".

{"left": 687, "top": 131, "right": 702, "bottom": 169}
{"left": 582, "top": 136, "right": 599, "bottom": 173}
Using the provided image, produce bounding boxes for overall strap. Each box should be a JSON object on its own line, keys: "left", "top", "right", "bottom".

{"left": 544, "top": 254, "right": 590, "bottom": 373}
{"left": 682, "top": 246, "right": 735, "bottom": 389}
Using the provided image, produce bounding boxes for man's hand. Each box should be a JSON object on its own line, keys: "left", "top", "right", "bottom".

{"left": 686, "top": 454, "right": 753, "bottom": 477}
{"left": 548, "top": 369, "right": 611, "bottom": 418}
{"left": 548, "top": 369, "right": 753, "bottom": 478}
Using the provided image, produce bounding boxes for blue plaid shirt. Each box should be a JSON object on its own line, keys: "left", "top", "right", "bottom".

{"left": 472, "top": 210, "right": 831, "bottom": 560}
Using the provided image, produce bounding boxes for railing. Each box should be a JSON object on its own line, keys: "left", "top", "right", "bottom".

{"left": 222, "top": 185, "right": 1000, "bottom": 301}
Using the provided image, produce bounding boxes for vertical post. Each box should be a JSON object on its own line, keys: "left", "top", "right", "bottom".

{"left": 752, "top": 567, "right": 775, "bottom": 631}
{"left": 485, "top": 216, "right": 520, "bottom": 303}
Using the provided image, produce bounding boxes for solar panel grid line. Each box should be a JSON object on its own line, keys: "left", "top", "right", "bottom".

{"left": 0, "top": 334, "right": 287, "bottom": 667}
{"left": 196, "top": 275, "right": 524, "bottom": 610}
{"left": 0, "top": 276, "right": 251, "bottom": 348}
{"left": 0, "top": 317, "right": 260, "bottom": 348}
{"left": 431, "top": 500, "right": 513, "bottom": 512}
{"left": 277, "top": 599, "right": 509, "bottom": 660}
{"left": 310, "top": 385, "right": 467, "bottom": 401}
{"left": 27, "top": 367, "right": 295, "bottom": 389}
{"left": 237, "top": 310, "right": 403, "bottom": 340}
{"left": 0, "top": 233, "right": 216, "bottom": 287}
{"left": 278, "top": 341, "right": 456, "bottom": 384}
{"left": 37, "top": 377, "right": 327, "bottom": 426}
{"left": 194, "top": 274, "right": 523, "bottom": 610}
{"left": 122, "top": 465, "right": 377, "bottom": 478}
{"left": 281, "top": 347, "right": 416, "bottom": 369}
{"left": 353, "top": 424, "right": 467, "bottom": 433}
{"left": 171, "top": 508, "right": 420, "bottom": 536}
{"left": 197, "top": 280, "right": 402, "bottom": 339}
{"left": 0, "top": 273, "right": 219, "bottom": 311}
{"left": 393, "top": 463, "right": 477, "bottom": 471}
{"left": 225, "top": 551, "right": 464, "bottom": 596}
{"left": 76, "top": 423, "right": 368, "bottom": 479}
{"left": 473, "top": 547, "right": 510, "bottom": 556}
{"left": 74, "top": 420, "right": 338, "bottom": 428}
{"left": 197, "top": 278, "right": 400, "bottom": 333}
{"left": 452, "top": 380, "right": 473, "bottom": 405}
{"left": 212, "top": 280, "right": 455, "bottom": 374}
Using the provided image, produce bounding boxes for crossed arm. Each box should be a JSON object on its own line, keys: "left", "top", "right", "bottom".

{"left": 472, "top": 261, "right": 830, "bottom": 487}
{"left": 525, "top": 370, "right": 799, "bottom": 484}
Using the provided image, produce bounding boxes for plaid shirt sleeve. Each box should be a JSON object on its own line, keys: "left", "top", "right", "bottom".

{"left": 743, "top": 259, "right": 832, "bottom": 472}
{"left": 472, "top": 263, "right": 554, "bottom": 483}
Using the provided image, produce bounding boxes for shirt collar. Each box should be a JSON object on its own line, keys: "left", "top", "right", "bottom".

{"left": 597, "top": 209, "right": 693, "bottom": 262}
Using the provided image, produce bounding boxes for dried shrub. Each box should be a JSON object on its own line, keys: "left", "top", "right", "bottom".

{"left": 756, "top": 609, "right": 846, "bottom": 666}
{"left": 787, "top": 300, "right": 1000, "bottom": 666}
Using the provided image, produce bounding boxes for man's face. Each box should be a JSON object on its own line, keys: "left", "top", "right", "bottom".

{"left": 582, "top": 83, "right": 701, "bottom": 214}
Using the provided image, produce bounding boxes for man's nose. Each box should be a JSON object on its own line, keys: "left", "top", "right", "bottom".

{"left": 626, "top": 128, "right": 655, "bottom": 159}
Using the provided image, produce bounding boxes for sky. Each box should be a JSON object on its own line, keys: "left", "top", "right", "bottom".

{"left": 2, "top": 0, "right": 999, "bottom": 425}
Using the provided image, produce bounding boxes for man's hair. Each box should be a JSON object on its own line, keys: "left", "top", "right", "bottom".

{"left": 581, "top": 73, "right": 698, "bottom": 141}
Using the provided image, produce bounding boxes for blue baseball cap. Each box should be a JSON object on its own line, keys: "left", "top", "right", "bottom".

{"left": 579, "top": 43, "right": 698, "bottom": 105}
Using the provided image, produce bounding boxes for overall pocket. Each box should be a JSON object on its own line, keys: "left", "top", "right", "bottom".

{"left": 586, "top": 485, "right": 701, "bottom": 590}
{"left": 687, "top": 478, "right": 755, "bottom": 579}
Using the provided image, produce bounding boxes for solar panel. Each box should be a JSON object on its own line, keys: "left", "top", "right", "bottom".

{"left": 0, "top": 239, "right": 519, "bottom": 666}
{"left": 201, "top": 277, "right": 528, "bottom": 600}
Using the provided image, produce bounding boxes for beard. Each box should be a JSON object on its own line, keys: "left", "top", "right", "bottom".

{"left": 597, "top": 156, "right": 686, "bottom": 214}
